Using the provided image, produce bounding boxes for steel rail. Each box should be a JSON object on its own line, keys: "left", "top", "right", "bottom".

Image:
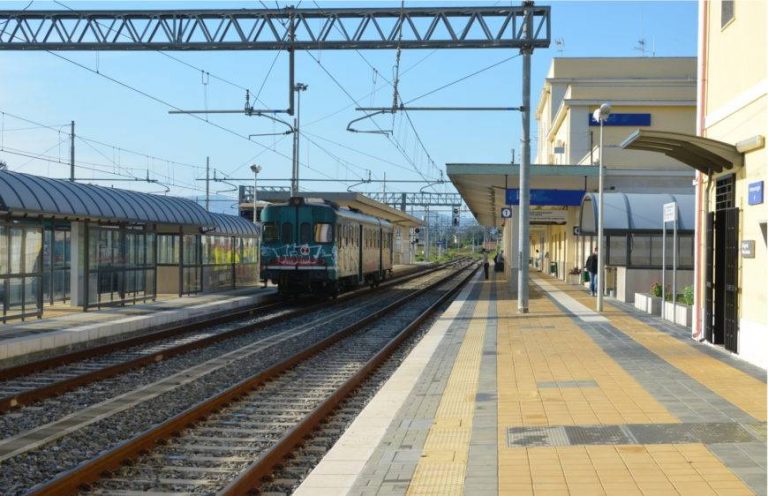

{"left": 0, "top": 263, "right": 440, "bottom": 413}
{"left": 25, "top": 261, "right": 475, "bottom": 496}
{"left": 223, "top": 263, "right": 479, "bottom": 495}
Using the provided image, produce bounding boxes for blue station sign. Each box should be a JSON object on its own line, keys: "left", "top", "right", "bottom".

{"left": 748, "top": 181, "right": 764, "bottom": 205}
{"left": 506, "top": 189, "right": 585, "bottom": 207}
{"left": 588, "top": 113, "right": 651, "bottom": 126}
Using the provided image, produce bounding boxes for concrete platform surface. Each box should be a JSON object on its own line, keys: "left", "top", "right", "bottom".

{"left": 296, "top": 271, "right": 767, "bottom": 496}
{"left": 0, "top": 264, "right": 425, "bottom": 368}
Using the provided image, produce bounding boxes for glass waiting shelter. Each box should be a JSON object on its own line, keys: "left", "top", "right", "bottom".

{"left": 157, "top": 214, "right": 260, "bottom": 296}
{"left": 0, "top": 169, "right": 219, "bottom": 321}
{"left": 578, "top": 192, "right": 695, "bottom": 302}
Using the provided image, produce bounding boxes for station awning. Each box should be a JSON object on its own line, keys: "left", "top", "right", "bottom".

{"left": 246, "top": 191, "right": 421, "bottom": 228}
{"left": 620, "top": 129, "right": 743, "bottom": 174}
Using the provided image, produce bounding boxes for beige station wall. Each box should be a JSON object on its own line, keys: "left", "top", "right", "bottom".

{"left": 698, "top": 0, "right": 767, "bottom": 367}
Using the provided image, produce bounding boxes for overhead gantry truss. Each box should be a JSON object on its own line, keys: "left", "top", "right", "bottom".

{"left": 0, "top": 5, "right": 550, "bottom": 51}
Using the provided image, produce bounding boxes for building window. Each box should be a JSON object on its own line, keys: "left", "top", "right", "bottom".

{"left": 721, "top": 0, "right": 734, "bottom": 28}
{"left": 715, "top": 174, "right": 735, "bottom": 211}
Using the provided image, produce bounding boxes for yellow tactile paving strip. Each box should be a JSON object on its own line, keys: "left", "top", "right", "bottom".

{"left": 496, "top": 276, "right": 757, "bottom": 495}
{"left": 501, "top": 444, "right": 755, "bottom": 495}
{"left": 538, "top": 273, "right": 767, "bottom": 422}
{"left": 406, "top": 279, "right": 490, "bottom": 496}
{"left": 495, "top": 280, "right": 675, "bottom": 428}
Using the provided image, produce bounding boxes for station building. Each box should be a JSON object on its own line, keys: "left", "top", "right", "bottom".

{"left": 449, "top": 56, "right": 697, "bottom": 299}
{"left": 623, "top": 0, "right": 766, "bottom": 368}
{"left": 238, "top": 187, "right": 421, "bottom": 265}
{"left": 0, "top": 169, "right": 260, "bottom": 323}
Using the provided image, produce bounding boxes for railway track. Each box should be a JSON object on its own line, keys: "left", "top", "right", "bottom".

{"left": 0, "top": 261, "right": 474, "bottom": 495}
{"left": 0, "top": 264, "right": 440, "bottom": 414}
{"left": 26, "top": 260, "right": 477, "bottom": 495}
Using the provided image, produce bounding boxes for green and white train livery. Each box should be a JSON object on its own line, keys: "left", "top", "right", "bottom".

{"left": 260, "top": 197, "right": 394, "bottom": 296}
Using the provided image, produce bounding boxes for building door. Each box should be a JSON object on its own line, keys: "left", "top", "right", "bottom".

{"left": 723, "top": 207, "right": 739, "bottom": 353}
{"left": 707, "top": 175, "right": 739, "bottom": 352}
{"left": 705, "top": 212, "right": 714, "bottom": 343}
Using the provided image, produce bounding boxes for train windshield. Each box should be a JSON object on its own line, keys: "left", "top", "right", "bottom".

{"left": 281, "top": 223, "right": 293, "bottom": 243}
{"left": 263, "top": 223, "right": 278, "bottom": 242}
{"left": 300, "top": 222, "right": 312, "bottom": 244}
{"left": 314, "top": 223, "right": 333, "bottom": 243}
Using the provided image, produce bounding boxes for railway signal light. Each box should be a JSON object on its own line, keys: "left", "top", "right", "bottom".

{"left": 452, "top": 207, "right": 460, "bottom": 227}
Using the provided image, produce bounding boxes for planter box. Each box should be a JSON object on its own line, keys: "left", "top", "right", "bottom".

{"left": 663, "top": 301, "right": 692, "bottom": 328}
{"left": 566, "top": 274, "right": 581, "bottom": 285}
{"left": 634, "top": 293, "right": 661, "bottom": 314}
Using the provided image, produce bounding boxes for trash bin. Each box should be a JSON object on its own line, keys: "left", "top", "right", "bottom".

{"left": 549, "top": 262, "right": 557, "bottom": 275}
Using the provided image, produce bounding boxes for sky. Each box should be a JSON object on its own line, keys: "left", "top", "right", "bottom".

{"left": 0, "top": 0, "right": 698, "bottom": 214}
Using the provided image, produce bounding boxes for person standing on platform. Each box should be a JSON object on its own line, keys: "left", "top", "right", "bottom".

{"left": 585, "top": 247, "right": 599, "bottom": 296}
{"left": 482, "top": 251, "right": 490, "bottom": 280}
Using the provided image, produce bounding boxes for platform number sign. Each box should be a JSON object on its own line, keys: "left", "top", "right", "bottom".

{"left": 501, "top": 207, "right": 513, "bottom": 219}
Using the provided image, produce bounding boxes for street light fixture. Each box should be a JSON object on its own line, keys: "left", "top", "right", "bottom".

{"left": 291, "top": 83, "right": 308, "bottom": 197}
{"left": 250, "top": 164, "right": 262, "bottom": 224}
{"left": 592, "top": 102, "right": 611, "bottom": 312}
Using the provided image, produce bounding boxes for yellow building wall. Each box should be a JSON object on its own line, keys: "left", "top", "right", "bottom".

{"left": 704, "top": 0, "right": 766, "bottom": 112}
{"left": 698, "top": 0, "right": 767, "bottom": 367}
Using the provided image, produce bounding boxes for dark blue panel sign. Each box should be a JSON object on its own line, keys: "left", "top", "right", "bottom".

{"left": 588, "top": 113, "right": 651, "bottom": 126}
{"left": 506, "top": 189, "right": 585, "bottom": 206}
{"left": 748, "top": 181, "right": 764, "bottom": 205}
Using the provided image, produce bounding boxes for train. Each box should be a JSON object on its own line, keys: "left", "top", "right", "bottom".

{"left": 260, "top": 197, "right": 394, "bottom": 296}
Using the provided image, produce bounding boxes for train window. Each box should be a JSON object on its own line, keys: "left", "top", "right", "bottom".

{"left": 300, "top": 222, "right": 312, "bottom": 244}
{"left": 263, "top": 223, "right": 278, "bottom": 243}
{"left": 281, "top": 223, "right": 293, "bottom": 244}
{"left": 315, "top": 223, "right": 333, "bottom": 243}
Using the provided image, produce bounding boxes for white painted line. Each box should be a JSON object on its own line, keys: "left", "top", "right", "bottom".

{"left": 532, "top": 277, "right": 609, "bottom": 323}
{"left": 293, "top": 272, "right": 482, "bottom": 496}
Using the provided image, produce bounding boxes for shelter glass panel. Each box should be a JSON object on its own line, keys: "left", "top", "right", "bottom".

{"left": 1, "top": 222, "right": 44, "bottom": 322}
{"left": 608, "top": 235, "right": 627, "bottom": 266}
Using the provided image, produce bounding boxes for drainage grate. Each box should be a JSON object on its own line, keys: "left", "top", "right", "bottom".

{"left": 537, "top": 380, "right": 598, "bottom": 389}
{"left": 506, "top": 422, "right": 763, "bottom": 448}
{"left": 507, "top": 426, "right": 569, "bottom": 447}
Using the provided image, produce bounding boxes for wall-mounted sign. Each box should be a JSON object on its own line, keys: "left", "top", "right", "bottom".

{"left": 506, "top": 189, "right": 585, "bottom": 207}
{"left": 663, "top": 202, "right": 677, "bottom": 223}
{"left": 588, "top": 113, "right": 651, "bottom": 126}
{"left": 500, "top": 207, "right": 513, "bottom": 219}
{"left": 530, "top": 209, "right": 568, "bottom": 224}
{"left": 741, "top": 240, "right": 755, "bottom": 258}
{"left": 748, "top": 181, "right": 764, "bottom": 205}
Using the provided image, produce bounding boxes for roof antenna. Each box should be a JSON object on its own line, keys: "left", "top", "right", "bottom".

{"left": 555, "top": 38, "right": 565, "bottom": 55}
{"left": 634, "top": 38, "right": 647, "bottom": 57}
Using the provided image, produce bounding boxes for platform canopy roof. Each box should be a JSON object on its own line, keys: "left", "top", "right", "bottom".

{"left": 209, "top": 212, "right": 260, "bottom": 237}
{"left": 621, "top": 130, "right": 743, "bottom": 174}
{"left": 447, "top": 163, "right": 695, "bottom": 228}
{"left": 0, "top": 169, "right": 215, "bottom": 227}
{"left": 447, "top": 163, "right": 607, "bottom": 228}
{"left": 579, "top": 192, "right": 695, "bottom": 235}
{"left": 247, "top": 191, "right": 421, "bottom": 228}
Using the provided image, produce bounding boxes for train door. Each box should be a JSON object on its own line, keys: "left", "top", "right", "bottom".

{"left": 358, "top": 224, "right": 363, "bottom": 283}
{"left": 378, "top": 226, "right": 383, "bottom": 279}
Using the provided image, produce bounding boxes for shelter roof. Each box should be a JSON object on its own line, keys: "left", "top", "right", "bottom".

{"left": 209, "top": 212, "right": 260, "bottom": 237}
{"left": 0, "top": 169, "right": 214, "bottom": 227}
{"left": 579, "top": 192, "right": 694, "bottom": 235}
{"left": 620, "top": 130, "right": 743, "bottom": 175}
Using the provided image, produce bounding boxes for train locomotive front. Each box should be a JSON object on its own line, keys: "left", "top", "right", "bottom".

{"left": 260, "top": 197, "right": 394, "bottom": 296}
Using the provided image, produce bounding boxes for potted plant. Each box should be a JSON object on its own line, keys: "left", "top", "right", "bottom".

{"left": 661, "top": 285, "right": 693, "bottom": 327}
{"left": 635, "top": 282, "right": 663, "bottom": 314}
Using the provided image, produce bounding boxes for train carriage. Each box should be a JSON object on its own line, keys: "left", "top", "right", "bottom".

{"left": 260, "top": 197, "right": 393, "bottom": 296}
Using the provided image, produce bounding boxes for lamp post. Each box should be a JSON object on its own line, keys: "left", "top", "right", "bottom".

{"left": 250, "top": 164, "right": 262, "bottom": 224}
{"left": 592, "top": 103, "right": 611, "bottom": 312}
{"left": 291, "top": 82, "right": 308, "bottom": 197}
